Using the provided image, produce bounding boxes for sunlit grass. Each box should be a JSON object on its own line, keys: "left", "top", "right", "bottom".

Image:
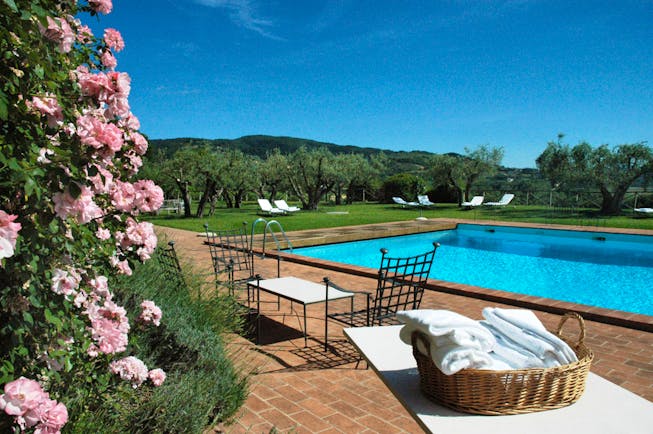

{"left": 146, "top": 202, "right": 653, "bottom": 232}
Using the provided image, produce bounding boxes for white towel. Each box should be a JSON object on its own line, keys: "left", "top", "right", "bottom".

{"left": 397, "top": 309, "right": 496, "bottom": 352}
{"left": 482, "top": 308, "right": 577, "bottom": 366}
{"left": 480, "top": 321, "right": 546, "bottom": 369}
{"left": 397, "top": 309, "right": 497, "bottom": 374}
{"left": 429, "top": 343, "right": 496, "bottom": 375}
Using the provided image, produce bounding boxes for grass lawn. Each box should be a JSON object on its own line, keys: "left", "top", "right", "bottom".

{"left": 146, "top": 202, "right": 653, "bottom": 233}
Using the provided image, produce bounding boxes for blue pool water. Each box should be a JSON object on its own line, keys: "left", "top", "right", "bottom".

{"left": 292, "top": 224, "right": 653, "bottom": 316}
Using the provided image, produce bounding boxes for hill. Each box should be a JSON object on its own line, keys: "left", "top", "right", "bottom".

{"left": 149, "top": 135, "right": 442, "bottom": 174}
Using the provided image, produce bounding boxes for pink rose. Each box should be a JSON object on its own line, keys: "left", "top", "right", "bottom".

{"left": 110, "top": 356, "right": 148, "bottom": 388}
{"left": 130, "top": 132, "right": 148, "bottom": 155}
{"left": 95, "top": 227, "right": 111, "bottom": 240}
{"left": 89, "top": 0, "right": 113, "bottom": 14}
{"left": 77, "top": 71, "right": 112, "bottom": 102}
{"left": 138, "top": 300, "right": 162, "bottom": 326}
{"left": 103, "top": 28, "right": 124, "bottom": 52}
{"left": 133, "top": 180, "right": 164, "bottom": 213}
{"left": 100, "top": 51, "right": 117, "bottom": 70}
{"left": 85, "top": 300, "right": 130, "bottom": 354}
{"left": 148, "top": 369, "right": 166, "bottom": 387}
{"left": 108, "top": 71, "right": 131, "bottom": 96}
{"left": 77, "top": 24, "right": 93, "bottom": 43}
{"left": 89, "top": 275, "right": 111, "bottom": 300}
{"left": 28, "top": 399, "right": 68, "bottom": 434}
{"left": 76, "top": 115, "right": 124, "bottom": 154}
{"left": 51, "top": 268, "right": 82, "bottom": 296}
{"left": 29, "top": 94, "right": 63, "bottom": 128}
{"left": 52, "top": 186, "right": 103, "bottom": 224}
{"left": 110, "top": 180, "right": 136, "bottom": 213}
{"left": 40, "top": 16, "right": 74, "bottom": 53}
{"left": 0, "top": 377, "right": 46, "bottom": 416}
{"left": 119, "top": 113, "right": 140, "bottom": 131}
{"left": 0, "top": 210, "right": 21, "bottom": 259}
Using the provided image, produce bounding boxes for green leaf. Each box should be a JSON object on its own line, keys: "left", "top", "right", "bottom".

{"left": 22, "top": 311, "right": 33, "bottom": 326}
{"left": 0, "top": 89, "right": 7, "bottom": 121}
{"left": 68, "top": 181, "right": 81, "bottom": 198}
{"left": 24, "top": 177, "right": 37, "bottom": 198}
{"left": 44, "top": 308, "right": 63, "bottom": 328}
{"left": 2, "top": 0, "right": 18, "bottom": 13}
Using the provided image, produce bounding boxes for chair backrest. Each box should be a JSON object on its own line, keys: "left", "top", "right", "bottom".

{"left": 392, "top": 197, "right": 406, "bottom": 204}
{"left": 499, "top": 193, "right": 515, "bottom": 204}
{"left": 204, "top": 223, "right": 253, "bottom": 278}
{"left": 156, "top": 241, "right": 185, "bottom": 287}
{"left": 258, "top": 198, "right": 273, "bottom": 211}
{"left": 274, "top": 199, "right": 289, "bottom": 210}
{"left": 470, "top": 196, "right": 484, "bottom": 206}
{"left": 371, "top": 243, "right": 439, "bottom": 325}
{"left": 417, "top": 195, "right": 432, "bottom": 205}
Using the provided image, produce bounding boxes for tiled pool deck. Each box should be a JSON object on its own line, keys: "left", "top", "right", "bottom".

{"left": 157, "top": 219, "right": 653, "bottom": 433}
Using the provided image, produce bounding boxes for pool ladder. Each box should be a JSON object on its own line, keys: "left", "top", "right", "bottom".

{"left": 251, "top": 218, "right": 293, "bottom": 277}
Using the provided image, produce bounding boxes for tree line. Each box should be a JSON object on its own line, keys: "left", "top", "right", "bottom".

{"left": 140, "top": 137, "right": 653, "bottom": 217}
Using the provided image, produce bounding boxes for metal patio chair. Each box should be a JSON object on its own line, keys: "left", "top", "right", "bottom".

{"left": 324, "top": 242, "right": 439, "bottom": 327}
{"left": 204, "top": 222, "right": 256, "bottom": 300}
{"left": 156, "top": 240, "right": 186, "bottom": 289}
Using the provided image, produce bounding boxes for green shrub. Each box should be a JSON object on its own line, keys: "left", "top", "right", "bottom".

{"left": 66, "top": 253, "right": 248, "bottom": 433}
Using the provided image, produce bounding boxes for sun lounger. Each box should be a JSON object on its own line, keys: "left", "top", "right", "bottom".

{"left": 257, "top": 199, "right": 286, "bottom": 216}
{"left": 417, "top": 195, "right": 436, "bottom": 207}
{"left": 634, "top": 207, "right": 653, "bottom": 216}
{"left": 484, "top": 193, "right": 514, "bottom": 207}
{"left": 461, "top": 196, "right": 484, "bottom": 208}
{"left": 274, "top": 199, "right": 301, "bottom": 213}
{"left": 392, "top": 197, "right": 419, "bottom": 207}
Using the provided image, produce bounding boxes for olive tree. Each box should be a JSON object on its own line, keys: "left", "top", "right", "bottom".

{"left": 537, "top": 139, "right": 653, "bottom": 215}
{"left": 429, "top": 145, "right": 504, "bottom": 205}
{"left": 285, "top": 146, "right": 338, "bottom": 209}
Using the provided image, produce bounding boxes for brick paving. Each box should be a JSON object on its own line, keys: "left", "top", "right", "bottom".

{"left": 156, "top": 221, "right": 653, "bottom": 434}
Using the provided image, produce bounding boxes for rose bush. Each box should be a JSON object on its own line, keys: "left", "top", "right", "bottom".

{"left": 0, "top": 1, "right": 168, "bottom": 431}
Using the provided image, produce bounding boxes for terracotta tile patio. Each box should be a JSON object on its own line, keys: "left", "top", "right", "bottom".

{"left": 156, "top": 221, "right": 653, "bottom": 434}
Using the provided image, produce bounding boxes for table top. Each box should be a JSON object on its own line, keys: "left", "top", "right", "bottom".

{"left": 247, "top": 276, "right": 354, "bottom": 304}
{"left": 344, "top": 325, "right": 653, "bottom": 434}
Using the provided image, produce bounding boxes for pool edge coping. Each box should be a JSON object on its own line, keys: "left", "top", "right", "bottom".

{"left": 259, "top": 218, "right": 653, "bottom": 333}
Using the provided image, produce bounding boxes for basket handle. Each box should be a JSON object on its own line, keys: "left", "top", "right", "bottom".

{"left": 555, "top": 312, "right": 586, "bottom": 347}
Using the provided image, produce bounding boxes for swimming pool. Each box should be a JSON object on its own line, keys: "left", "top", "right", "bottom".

{"left": 291, "top": 224, "right": 653, "bottom": 316}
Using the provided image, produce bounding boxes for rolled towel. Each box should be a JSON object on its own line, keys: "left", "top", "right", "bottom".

{"left": 397, "top": 309, "right": 496, "bottom": 352}
{"left": 429, "top": 343, "right": 495, "bottom": 375}
{"left": 480, "top": 321, "right": 546, "bottom": 369}
{"left": 482, "top": 308, "right": 577, "bottom": 366}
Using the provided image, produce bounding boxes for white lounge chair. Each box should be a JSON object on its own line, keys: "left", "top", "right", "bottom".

{"left": 461, "top": 195, "right": 484, "bottom": 208}
{"left": 484, "top": 193, "right": 515, "bottom": 206}
{"left": 274, "top": 199, "right": 300, "bottom": 213}
{"left": 417, "top": 195, "right": 435, "bottom": 207}
{"left": 392, "top": 197, "right": 419, "bottom": 207}
{"left": 257, "top": 199, "right": 286, "bottom": 216}
{"left": 634, "top": 207, "right": 653, "bottom": 216}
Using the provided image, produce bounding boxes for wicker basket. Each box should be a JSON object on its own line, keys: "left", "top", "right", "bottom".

{"left": 411, "top": 312, "right": 594, "bottom": 415}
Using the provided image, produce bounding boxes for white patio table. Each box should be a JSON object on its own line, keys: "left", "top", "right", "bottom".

{"left": 248, "top": 276, "right": 354, "bottom": 349}
{"left": 344, "top": 325, "right": 653, "bottom": 434}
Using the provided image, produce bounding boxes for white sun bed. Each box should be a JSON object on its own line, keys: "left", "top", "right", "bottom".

{"left": 344, "top": 325, "right": 653, "bottom": 434}
{"left": 484, "top": 193, "right": 514, "bottom": 206}
{"left": 461, "top": 195, "right": 484, "bottom": 208}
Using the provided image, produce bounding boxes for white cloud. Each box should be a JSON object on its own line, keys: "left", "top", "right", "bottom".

{"left": 193, "top": 0, "right": 282, "bottom": 40}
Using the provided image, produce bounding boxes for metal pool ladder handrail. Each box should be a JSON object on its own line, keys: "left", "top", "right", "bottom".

{"left": 251, "top": 217, "right": 293, "bottom": 254}
{"left": 251, "top": 218, "right": 293, "bottom": 278}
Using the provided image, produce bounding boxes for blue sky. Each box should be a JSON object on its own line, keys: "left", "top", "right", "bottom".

{"left": 90, "top": 0, "right": 652, "bottom": 168}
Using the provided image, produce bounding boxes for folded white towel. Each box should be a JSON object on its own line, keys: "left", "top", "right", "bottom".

{"left": 480, "top": 321, "right": 546, "bottom": 369}
{"left": 482, "top": 308, "right": 577, "bottom": 366}
{"left": 397, "top": 309, "right": 497, "bottom": 374}
{"left": 429, "top": 343, "right": 495, "bottom": 375}
{"left": 397, "top": 309, "right": 496, "bottom": 352}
